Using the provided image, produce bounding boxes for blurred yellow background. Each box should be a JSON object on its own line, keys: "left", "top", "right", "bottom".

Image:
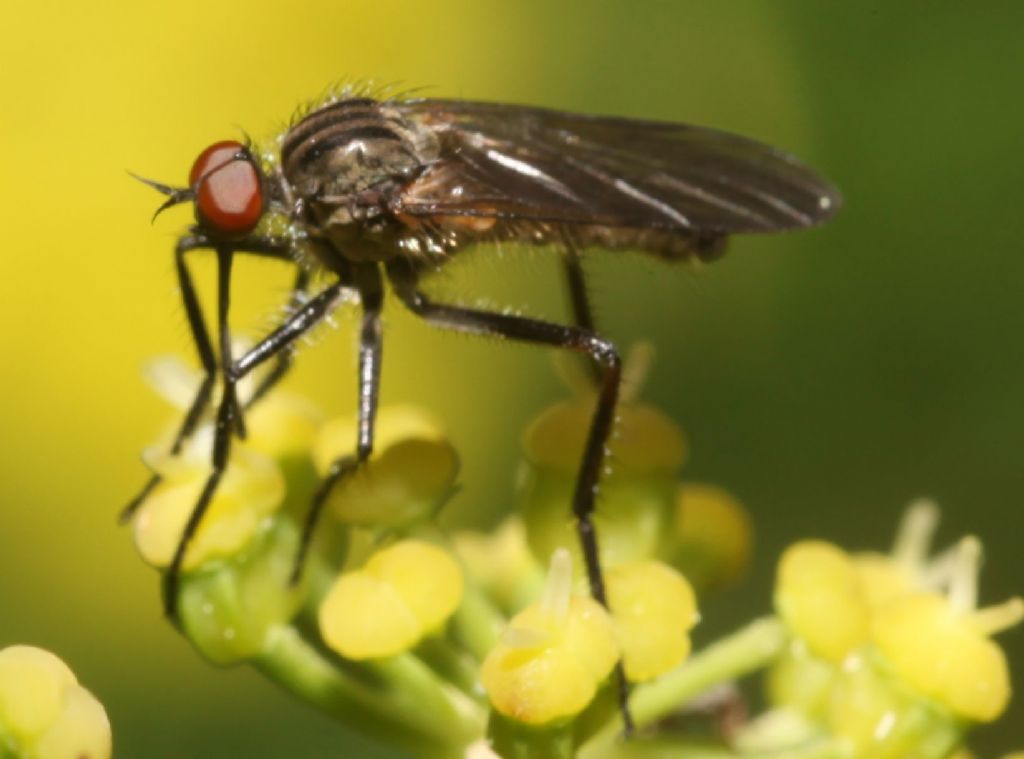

{"left": 1, "top": 1, "right": 1021, "bottom": 756}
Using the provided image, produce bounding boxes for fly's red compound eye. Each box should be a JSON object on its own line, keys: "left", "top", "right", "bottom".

{"left": 189, "top": 140, "right": 263, "bottom": 236}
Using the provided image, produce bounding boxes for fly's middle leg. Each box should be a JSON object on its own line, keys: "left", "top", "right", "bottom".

{"left": 291, "top": 264, "right": 384, "bottom": 585}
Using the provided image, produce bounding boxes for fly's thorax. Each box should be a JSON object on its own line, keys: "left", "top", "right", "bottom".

{"left": 277, "top": 98, "right": 442, "bottom": 263}
{"left": 280, "top": 98, "right": 440, "bottom": 215}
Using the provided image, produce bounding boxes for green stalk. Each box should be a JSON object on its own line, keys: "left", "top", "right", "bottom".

{"left": 579, "top": 618, "right": 788, "bottom": 756}
{"left": 416, "top": 636, "right": 485, "bottom": 697}
{"left": 255, "top": 625, "right": 485, "bottom": 758}
{"left": 489, "top": 713, "right": 576, "bottom": 759}
{"left": 578, "top": 735, "right": 842, "bottom": 759}
{"left": 450, "top": 583, "right": 506, "bottom": 662}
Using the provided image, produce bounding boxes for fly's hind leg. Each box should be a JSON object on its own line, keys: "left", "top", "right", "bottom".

{"left": 386, "top": 256, "right": 634, "bottom": 734}
{"left": 561, "top": 234, "right": 602, "bottom": 385}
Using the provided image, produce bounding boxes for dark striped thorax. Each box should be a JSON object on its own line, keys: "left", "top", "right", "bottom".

{"left": 279, "top": 98, "right": 439, "bottom": 250}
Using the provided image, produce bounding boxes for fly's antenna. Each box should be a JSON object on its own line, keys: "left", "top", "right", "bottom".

{"left": 127, "top": 171, "right": 194, "bottom": 222}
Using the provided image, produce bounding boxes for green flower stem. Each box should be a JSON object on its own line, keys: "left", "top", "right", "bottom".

{"left": 580, "top": 617, "right": 789, "bottom": 756}
{"left": 577, "top": 735, "right": 842, "bottom": 759}
{"left": 255, "top": 625, "right": 485, "bottom": 757}
{"left": 415, "top": 636, "right": 485, "bottom": 698}
{"left": 489, "top": 713, "right": 575, "bottom": 759}
{"left": 450, "top": 583, "right": 505, "bottom": 662}
{"left": 571, "top": 735, "right": 847, "bottom": 759}
{"left": 574, "top": 738, "right": 732, "bottom": 759}
{"left": 366, "top": 654, "right": 486, "bottom": 743}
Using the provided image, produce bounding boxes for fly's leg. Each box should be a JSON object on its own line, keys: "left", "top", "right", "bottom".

{"left": 561, "top": 236, "right": 602, "bottom": 384}
{"left": 121, "top": 236, "right": 302, "bottom": 523}
{"left": 121, "top": 235, "right": 224, "bottom": 522}
{"left": 386, "top": 258, "right": 634, "bottom": 734}
{"left": 291, "top": 264, "right": 384, "bottom": 585}
{"left": 563, "top": 235, "right": 596, "bottom": 333}
{"left": 245, "top": 266, "right": 311, "bottom": 408}
{"left": 161, "top": 273, "right": 352, "bottom": 620}
{"left": 163, "top": 244, "right": 237, "bottom": 618}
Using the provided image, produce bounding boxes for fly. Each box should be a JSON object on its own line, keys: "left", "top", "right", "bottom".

{"left": 125, "top": 88, "right": 840, "bottom": 732}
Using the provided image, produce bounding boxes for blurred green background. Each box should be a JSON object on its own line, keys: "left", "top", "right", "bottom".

{"left": 1, "top": 1, "right": 1021, "bottom": 755}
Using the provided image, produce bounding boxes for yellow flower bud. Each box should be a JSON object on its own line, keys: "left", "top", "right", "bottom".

{"left": 672, "top": 483, "right": 752, "bottom": 590}
{"left": 519, "top": 400, "right": 684, "bottom": 576}
{"left": 872, "top": 593, "right": 1018, "bottom": 722}
{"left": 0, "top": 646, "right": 110, "bottom": 759}
{"left": 606, "top": 561, "right": 698, "bottom": 682}
{"left": 319, "top": 540, "right": 464, "bottom": 660}
{"left": 774, "top": 540, "right": 869, "bottom": 663}
{"left": 245, "top": 392, "right": 324, "bottom": 460}
{"left": 481, "top": 550, "right": 618, "bottom": 725}
{"left": 523, "top": 399, "right": 686, "bottom": 477}
{"left": 852, "top": 552, "right": 917, "bottom": 612}
{"left": 364, "top": 541, "right": 465, "bottom": 632}
{"left": 319, "top": 573, "right": 423, "bottom": 660}
{"left": 132, "top": 427, "right": 286, "bottom": 570}
{"left": 313, "top": 406, "right": 458, "bottom": 527}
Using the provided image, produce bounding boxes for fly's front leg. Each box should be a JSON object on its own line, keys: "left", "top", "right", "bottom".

{"left": 163, "top": 244, "right": 237, "bottom": 618}
{"left": 161, "top": 274, "right": 352, "bottom": 620}
{"left": 386, "top": 258, "right": 633, "bottom": 732}
{"left": 121, "top": 235, "right": 222, "bottom": 522}
{"left": 121, "top": 235, "right": 297, "bottom": 523}
{"left": 291, "top": 265, "right": 384, "bottom": 584}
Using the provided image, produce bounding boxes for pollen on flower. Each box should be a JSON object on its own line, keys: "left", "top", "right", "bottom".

{"left": 480, "top": 549, "right": 619, "bottom": 725}
{"left": 606, "top": 560, "right": 699, "bottom": 682}
{"left": 0, "top": 645, "right": 111, "bottom": 759}
{"left": 312, "top": 405, "right": 458, "bottom": 527}
{"left": 318, "top": 540, "right": 464, "bottom": 660}
{"left": 131, "top": 426, "right": 286, "bottom": 570}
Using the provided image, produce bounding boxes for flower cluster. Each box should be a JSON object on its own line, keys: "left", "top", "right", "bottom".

{"left": 760, "top": 501, "right": 1023, "bottom": 758}
{"left": 125, "top": 347, "right": 1020, "bottom": 758}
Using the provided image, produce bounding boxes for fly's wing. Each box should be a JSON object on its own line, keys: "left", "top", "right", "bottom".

{"left": 392, "top": 99, "right": 840, "bottom": 234}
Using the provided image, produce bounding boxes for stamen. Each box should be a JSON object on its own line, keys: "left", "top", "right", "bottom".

{"left": 920, "top": 542, "right": 960, "bottom": 590}
{"left": 620, "top": 341, "right": 655, "bottom": 403}
{"left": 891, "top": 498, "right": 940, "bottom": 569}
{"left": 540, "top": 548, "right": 573, "bottom": 619}
{"left": 970, "top": 597, "right": 1024, "bottom": 637}
{"left": 948, "top": 536, "right": 982, "bottom": 613}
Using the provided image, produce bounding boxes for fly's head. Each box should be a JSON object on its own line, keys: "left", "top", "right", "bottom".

{"left": 133, "top": 140, "right": 266, "bottom": 239}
